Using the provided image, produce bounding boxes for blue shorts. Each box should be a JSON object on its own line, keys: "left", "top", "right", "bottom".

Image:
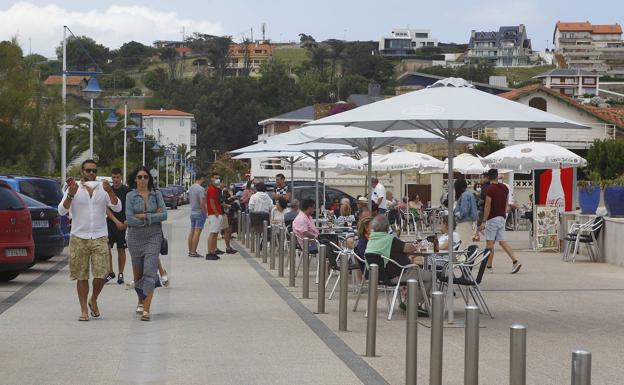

{"left": 485, "top": 216, "right": 506, "bottom": 241}
{"left": 190, "top": 214, "right": 207, "bottom": 229}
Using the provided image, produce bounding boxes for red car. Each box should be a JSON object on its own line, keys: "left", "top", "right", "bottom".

{"left": 0, "top": 181, "right": 35, "bottom": 282}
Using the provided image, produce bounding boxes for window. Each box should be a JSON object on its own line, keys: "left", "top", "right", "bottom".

{"left": 18, "top": 179, "right": 63, "bottom": 206}
{"left": 179, "top": 120, "right": 185, "bottom": 127}
{"left": 191, "top": 133, "right": 196, "bottom": 146}
{"left": 415, "top": 33, "right": 428, "bottom": 38}
{"left": 583, "top": 77, "right": 596, "bottom": 84}
{"left": 528, "top": 128, "right": 547, "bottom": 141}
{"left": 0, "top": 186, "right": 25, "bottom": 210}
{"left": 564, "top": 88, "right": 574, "bottom": 95}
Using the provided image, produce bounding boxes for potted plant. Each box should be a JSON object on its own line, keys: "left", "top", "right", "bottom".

{"left": 601, "top": 176, "right": 624, "bottom": 217}
{"left": 578, "top": 180, "right": 601, "bottom": 215}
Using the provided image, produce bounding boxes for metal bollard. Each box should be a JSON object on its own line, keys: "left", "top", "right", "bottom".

{"left": 406, "top": 279, "right": 418, "bottom": 385}
{"left": 245, "top": 214, "right": 251, "bottom": 249}
{"left": 262, "top": 220, "right": 268, "bottom": 263}
{"left": 464, "top": 305, "right": 480, "bottom": 385}
{"left": 338, "top": 246, "right": 348, "bottom": 332}
{"left": 238, "top": 210, "right": 243, "bottom": 244}
{"left": 571, "top": 349, "right": 591, "bottom": 385}
{"left": 430, "top": 291, "right": 444, "bottom": 385}
{"left": 302, "top": 238, "right": 310, "bottom": 299}
{"left": 366, "top": 264, "right": 379, "bottom": 357}
{"left": 289, "top": 231, "right": 296, "bottom": 287}
{"left": 317, "top": 245, "right": 327, "bottom": 313}
{"left": 510, "top": 324, "right": 527, "bottom": 385}
{"left": 250, "top": 228, "right": 255, "bottom": 253}
{"left": 269, "top": 225, "right": 276, "bottom": 270}
{"left": 254, "top": 231, "right": 261, "bottom": 259}
{"left": 278, "top": 227, "right": 285, "bottom": 277}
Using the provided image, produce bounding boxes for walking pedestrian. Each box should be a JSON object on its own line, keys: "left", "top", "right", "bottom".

{"left": 106, "top": 168, "right": 130, "bottom": 284}
{"left": 272, "top": 173, "right": 290, "bottom": 202}
{"left": 58, "top": 160, "right": 121, "bottom": 321}
{"left": 205, "top": 173, "right": 223, "bottom": 261}
{"left": 454, "top": 178, "right": 478, "bottom": 246}
{"left": 125, "top": 166, "right": 168, "bottom": 321}
{"left": 188, "top": 172, "right": 206, "bottom": 258}
{"left": 479, "top": 169, "right": 522, "bottom": 274}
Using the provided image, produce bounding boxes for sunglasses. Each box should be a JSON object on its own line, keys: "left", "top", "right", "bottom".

{"left": 136, "top": 174, "right": 150, "bottom": 180}
{"left": 84, "top": 168, "right": 97, "bottom": 174}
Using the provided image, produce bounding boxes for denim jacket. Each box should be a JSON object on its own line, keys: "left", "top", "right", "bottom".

{"left": 454, "top": 190, "right": 478, "bottom": 223}
{"left": 125, "top": 189, "right": 168, "bottom": 227}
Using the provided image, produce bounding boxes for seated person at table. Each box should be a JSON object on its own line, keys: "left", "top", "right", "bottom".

{"left": 354, "top": 216, "right": 373, "bottom": 278}
{"left": 271, "top": 197, "right": 288, "bottom": 226}
{"left": 283, "top": 199, "right": 300, "bottom": 227}
{"left": 329, "top": 198, "right": 340, "bottom": 213}
{"left": 335, "top": 198, "right": 356, "bottom": 226}
{"left": 439, "top": 216, "right": 461, "bottom": 251}
{"left": 365, "top": 215, "right": 432, "bottom": 310}
{"left": 293, "top": 198, "right": 319, "bottom": 253}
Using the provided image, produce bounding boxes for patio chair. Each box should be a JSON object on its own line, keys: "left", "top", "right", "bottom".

{"left": 325, "top": 241, "right": 361, "bottom": 300}
{"left": 563, "top": 217, "right": 604, "bottom": 263}
{"left": 437, "top": 248, "right": 493, "bottom": 318}
{"left": 294, "top": 234, "right": 320, "bottom": 284}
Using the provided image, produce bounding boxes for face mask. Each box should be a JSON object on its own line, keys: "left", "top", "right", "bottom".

{"left": 214, "top": 178, "right": 221, "bottom": 184}
{"left": 476, "top": 188, "right": 481, "bottom": 193}
{"left": 250, "top": 183, "right": 255, "bottom": 189}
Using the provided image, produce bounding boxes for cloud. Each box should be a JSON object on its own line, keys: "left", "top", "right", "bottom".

{"left": 0, "top": 2, "right": 223, "bottom": 57}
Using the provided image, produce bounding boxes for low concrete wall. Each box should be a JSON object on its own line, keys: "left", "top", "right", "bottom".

{"left": 566, "top": 212, "right": 624, "bottom": 267}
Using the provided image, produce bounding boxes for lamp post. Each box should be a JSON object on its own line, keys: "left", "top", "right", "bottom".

{"left": 83, "top": 78, "right": 103, "bottom": 159}
{"left": 152, "top": 143, "right": 161, "bottom": 186}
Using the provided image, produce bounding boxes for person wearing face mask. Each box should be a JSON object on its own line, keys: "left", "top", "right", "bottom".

{"left": 205, "top": 173, "right": 223, "bottom": 261}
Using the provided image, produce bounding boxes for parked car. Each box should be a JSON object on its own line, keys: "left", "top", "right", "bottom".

{"left": 167, "top": 184, "right": 188, "bottom": 204}
{"left": 0, "top": 181, "right": 35, "bottom": 282}
{"left": 159, "top": 187, "right": 179, "bottom": 209}
{"left": 18, "top": 193, "right": 65, "bottom": 261}
{"left": 0, "top": 175, "right": 70, "bottom": 245}
{"left": 292, "top": 185, "right": 357, "bottom": 212}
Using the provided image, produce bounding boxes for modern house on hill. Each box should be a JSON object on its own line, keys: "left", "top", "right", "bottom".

{"left": 534, "top": 68, "right": 600, "bottom": 97}
{"left": 379, "top": 28, "right": 439, "bottom": 56}
{"left": 553, "top": 21, "right": 624, "bottom": 75}
{"left": 466, "top": 25, "right": 532, "bottom": 67}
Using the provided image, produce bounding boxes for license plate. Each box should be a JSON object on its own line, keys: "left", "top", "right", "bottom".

{"left": 5, "top": 248, "right": 27, "bottom": 257}
{"left": 32, "top": 220, "right": 49, "bottom": 228}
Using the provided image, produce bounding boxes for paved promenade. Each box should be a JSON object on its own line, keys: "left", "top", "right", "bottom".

{"left": 1, "top": 206, "right": 624, "bottom": 384}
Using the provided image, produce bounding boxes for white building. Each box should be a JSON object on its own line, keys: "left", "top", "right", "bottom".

{"left": 130, "top": 109, "right": 196, "bottom": 157}
{"left": 379, "top": 28, "right": 438, "bottom": 56}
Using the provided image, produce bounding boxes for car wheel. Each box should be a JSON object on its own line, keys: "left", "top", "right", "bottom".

{"left": 0, "top": 271, "right": 19, "bottom": 282}
{"left": 38, "top": 255, "right": 54, "bottom": 261}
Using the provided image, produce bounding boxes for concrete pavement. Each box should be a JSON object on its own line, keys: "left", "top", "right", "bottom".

{"left": 0, "top": 207, "right": 366, "bottom": 385}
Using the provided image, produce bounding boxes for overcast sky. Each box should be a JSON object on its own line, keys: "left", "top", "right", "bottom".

{"left": 1, "top": 0, "right": 622, "bottom": 57}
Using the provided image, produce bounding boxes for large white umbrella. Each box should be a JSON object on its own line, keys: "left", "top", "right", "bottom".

{"left": 443, "top": 153, "right": 489, "bottom": 175}
{"left": 303, "top": 77, "right": 590, "bottom": 323}
{"left": 370, "top": 150, "right": 445, "bottom": 197}
{"left": 482, "top": 142, "right": 587, "bottom": 171}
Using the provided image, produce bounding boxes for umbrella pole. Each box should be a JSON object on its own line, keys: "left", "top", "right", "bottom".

{"left": 315, "top": 151, "right": 320, "bottom": 222}
{"left": 446, "top": 129, "right": 456, "bottom": 324}
{"left": 290, "top": 157, "right": 295, "bottom": 201}
{"left": 322, "top": 171, "right": 326, "bottom": 211}
{"left": 400, "top": 170, "right": 403, "bottom": 199}
{"left": 368, "top": 150, "right": 373, "bottom": 211}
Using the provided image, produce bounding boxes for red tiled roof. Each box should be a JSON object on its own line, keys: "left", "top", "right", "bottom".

{"left": 132, "top": 109, "right": 193, "bottom": 117}
{"left": 43, "top": 75, "right": 87, "bottom": 86}
{"left": 499, "top": 84, "right": 624, "bottom": 130}
{"left": 175, "top": 47, "right": 192, "bottom": 53}
{"left": 592, "top": 24, "right": 622, "bottom": 34}
{"left": 555, "top": 21, "right": 622, "bottom": 34}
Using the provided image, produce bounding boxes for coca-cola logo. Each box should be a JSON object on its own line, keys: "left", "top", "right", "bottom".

{"left": 548, "top": 197, "right": 564, "bottom": 207}
{"left": 521, "top": 148, "right": 533, "bottom": 153}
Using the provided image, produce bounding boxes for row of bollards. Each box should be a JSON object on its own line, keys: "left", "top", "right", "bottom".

{"left": 236, "top": 211, "right": 592, "bottom": 385}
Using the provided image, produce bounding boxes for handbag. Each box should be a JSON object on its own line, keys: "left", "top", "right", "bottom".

{"left": 160, "top": 225, "right": 169, "bottom": 255}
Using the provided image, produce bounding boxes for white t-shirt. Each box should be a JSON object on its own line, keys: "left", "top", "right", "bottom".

{"left": 439, "top": 231, "right": 461, "bottom": 250}
{"left": 372, "top": 183, "right": 387, "bottom": 210}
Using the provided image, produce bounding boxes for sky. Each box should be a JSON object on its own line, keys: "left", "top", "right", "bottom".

{"left": 0, "top": 0, "right": 623, "bottom": 58}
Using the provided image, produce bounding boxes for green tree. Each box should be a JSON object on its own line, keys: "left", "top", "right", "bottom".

{"left": 99, "top": 70, "right": 136, "bottom": 92}
{"left": 586, "top": 139, "right": 624, "bottom": 180}
{"left": 56, "top": 36, "right": 110, "bottom": 72}
{"left": 113, "top": 41, "right": 153, "bottom": 69}
{"left": 469, "top": 135, "right": 505, "bottom": 157}
{"left": 186, "top": 33, "right": 232, "bottom": 80}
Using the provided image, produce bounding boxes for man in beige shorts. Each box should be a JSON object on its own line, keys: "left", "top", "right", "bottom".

{"left": 59, "top": 160, "right": 122, "bottom": 321}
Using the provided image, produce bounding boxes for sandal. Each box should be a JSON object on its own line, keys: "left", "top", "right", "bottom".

{"left": 141, "top": 311, "right": 150, "bottom": 321}
{"left": 136, "top": 304, "right": 144, "bottom": 314}
{"left": 88, "top": 300, "right": 100, "bottom": 318}
{"left": 78, "top": 315, "right": 90, "bottom": 322}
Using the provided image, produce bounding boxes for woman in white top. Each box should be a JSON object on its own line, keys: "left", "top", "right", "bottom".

{"left": 438, "top": 216, "right": 461, "bottom": 251}
{"left": 335, "top": 198, "right": 356, "bottom": 226}
{"left": 271, "top": 197, "right": 288, "bottom": 225}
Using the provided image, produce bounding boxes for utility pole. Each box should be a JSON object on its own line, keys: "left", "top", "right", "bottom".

{"left": 61, "top": 26, "right": 67, "bottom": 182}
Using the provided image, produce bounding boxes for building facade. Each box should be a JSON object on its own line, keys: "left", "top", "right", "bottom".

{"left": 379, "top": 28, "right": 438, "bottom": 56}
{"left": 535, "top": 68, "right": 600, "bottom": 97}
{"left": 553, "top": 21, "right": 624, "bottom": 75}
{"left": 466, "top": 25, "right": 532, "bottom": 67}
{"left": 130, "top": 109, "right": 196, "bottom": 157}
{"left": 227, "top": 42, "right": 273, "bottom": 77}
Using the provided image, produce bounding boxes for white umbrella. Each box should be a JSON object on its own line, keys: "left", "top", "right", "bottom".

{"left": 443, "top": 153, "right": 489, "bottom": 175}
{"left": 369, "top": 150, "right": 445, "bottom": 197}
{"left": 231, "top": 134, "right": 356, "bottom": 219}
{"left": 482, "top": 142, "right": 587, "bottom": 171}
{"left": 293, "top": 125, "right": 480, "bottom": 209}
{"left": 304, "top": 77, "right": 590, "bottom": 324}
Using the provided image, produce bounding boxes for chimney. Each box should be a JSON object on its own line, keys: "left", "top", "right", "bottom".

{"left": 368, "top": 83, "right": 381, "bottom": 97}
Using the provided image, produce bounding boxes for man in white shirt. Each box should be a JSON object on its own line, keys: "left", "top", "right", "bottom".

{"left": 371, "top": 177, "right": 387, "bottom": 214}
{"left": 58, "top": 160, "right": 121, "bottom": 322}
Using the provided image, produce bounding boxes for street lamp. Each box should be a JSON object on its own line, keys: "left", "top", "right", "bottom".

{"left": 152, "top": 143, "right": 161, "bottom": 186}
{"left": 82, "top": 77, "right": 104, "bottom": 159}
